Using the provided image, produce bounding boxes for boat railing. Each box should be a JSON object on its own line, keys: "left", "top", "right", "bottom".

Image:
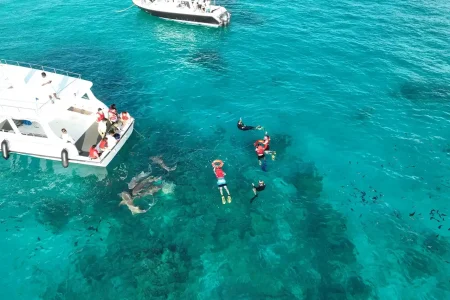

{"left": 0, "top": 97, "right": 54, "bottom": 114}
{"left": 0, "top": 59, "right": 81, "bottom": 79}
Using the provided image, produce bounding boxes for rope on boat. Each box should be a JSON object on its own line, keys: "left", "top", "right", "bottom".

{"left": 116, "top": 4, "right": 135, "bottom": 13}
{"left": 134, "top": 129, "right": 147, "bottom": 139}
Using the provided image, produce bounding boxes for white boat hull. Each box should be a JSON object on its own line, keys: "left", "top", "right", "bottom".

{"left": 0, "top": 121, "right": 134, "bottom": 168}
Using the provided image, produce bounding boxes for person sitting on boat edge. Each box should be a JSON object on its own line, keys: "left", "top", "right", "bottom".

{"left": 41, "top": 72, "right": 60, "bottom": 101}
{"left": 237, "top": 118, "right": 263, "bottom": 131}
{"left": 98, "top": 137, "right": 108, "bottom": 154}
{"left": 108, "top": 104, "right": 118, "bottom": 124}
{"left": 89, "top": 145, "right": 99, "bottom": 160}
{"left": 61, "top": 128, "right": 75, "bottom": 144}
{"left": 119, "top": 111, "right": 131, "bottom": 127}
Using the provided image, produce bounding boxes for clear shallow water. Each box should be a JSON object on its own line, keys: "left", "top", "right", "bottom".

{"left": 1, "top": 0, "right": 450, "bottom": 299}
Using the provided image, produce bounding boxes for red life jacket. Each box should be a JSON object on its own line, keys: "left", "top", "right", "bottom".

{"left": 96, "top": 111, "right": 105, "bottom": 123}
{"left": 109, "top": 109, "right": 118, "bottom": 122}
{"left": 99, "top": 139, "right": 107, "bottom": 149}
{"left": 256, "top": 146, "right": 265, "bottom": 155}
{"left": 121, "top": 113, "right": 129, "bottom": 121}
{"left": 89, "top": 147, "right": 99, "bottom": 159}
{"left": 215, "top": 168, "right": 225, "bottom": 178}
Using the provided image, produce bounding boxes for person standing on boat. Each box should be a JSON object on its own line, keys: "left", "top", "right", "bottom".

{"left": 106, "top": 130, "right": 117, "bottom": 150}
{"left": 237, "top": 118, "right": 263, "bottom": 131}
{"left": 61, "top": 128, "right": 75, "bottom": 144}
{"left": 98, "top": 119, "right": 107, "bottom": 138}
{"left": 96, "top": 108, "right": 105, "bottom": 123}
{"left": 41, "top": 72, "right": 60, "bottom": 101}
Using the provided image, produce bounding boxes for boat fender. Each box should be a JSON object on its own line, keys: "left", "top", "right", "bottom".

{"left": 1, "top": 140, "right": 10, "bottom": 160}
{"left": 61, "top": 148, "right": 69, "bottom": 168}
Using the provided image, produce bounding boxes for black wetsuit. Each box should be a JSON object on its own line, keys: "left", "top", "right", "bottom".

{"left": 237, "top": 122, "right": 255, "bottom": 131}
{"left": 255, "top": 184, "right": 266, "bottom": 192}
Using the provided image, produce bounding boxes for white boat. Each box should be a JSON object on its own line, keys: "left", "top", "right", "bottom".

{"left": 0, "top": 59, "right": 135, "bottom": 168}
{"left": 133, "top": 0, "right": 231, "bottom": 28}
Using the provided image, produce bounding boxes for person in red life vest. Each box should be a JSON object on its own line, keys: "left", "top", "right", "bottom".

{"left": 89, "top": 145, "right": 99, "bottom": 160}
{"left": 98, "top": 137, "right": 108, "bottom": 154}
{"left": 120, "top": 111, "right": 131, "bottom": 126}
{"left": 263, "top": 132, "right": 276, "bottom": 160}
{"left": 108, "top": 104, "right": 118, "bottom": 124}
{"left": 255, "top": 143, "right": 266, "bottom": 165}
{"left": 212, "top": 161, "right": 232, "bottom": 204}
{"left": 96, "top": 108, "right": 105, "bottom": 123}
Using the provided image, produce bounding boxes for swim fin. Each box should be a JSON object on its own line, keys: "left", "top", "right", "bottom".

{"left": 271, "top": 151, "right": 276, "bottom": 161}
{"left": 227, "top": 195, "right": 232, "bottom": 203}
{"left": 222, "top": 196, "right": 226, "bottom": 204}
{"left": 250, "top": 194, "right": 258, "bottom": 203}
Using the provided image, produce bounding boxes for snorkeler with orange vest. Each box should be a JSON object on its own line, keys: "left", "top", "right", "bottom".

{"left": 254, "top": 132, "right": 276, "bottom": 165}
{"left": 212, "top": 160, "right": 232, "bottom": 204}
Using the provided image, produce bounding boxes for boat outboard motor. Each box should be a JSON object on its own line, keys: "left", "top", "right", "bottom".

{"left": 61, "top": 148, "right": 69, "bottom": 168}
{"left": 1, "top": 140, "right": 10, "bottom": 160}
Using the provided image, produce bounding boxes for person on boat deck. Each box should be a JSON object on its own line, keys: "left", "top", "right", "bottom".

{"left": 237, "top": 118, "right": 263, "bottom": 131}
{"left": 106, "top": 130, "right": 117, "bottom": 150}
{"left": 98, "top": 119, "right": 107, "bottom": 138}
{"left": 89, "top": 145, "right": 99, "bottom": 160}
{"left": 61, "top": 128, "right": 75, "bottom": 144}
{"left": 96, "top": 108, "right": 105, "bottom": 123}
{"left": 212, "top": 162, "right": 232, "bottom": 204}
{"left": 41, "top": 72, "right": 60, "bottom": 100}
{"left": 119, "top": 111, "right": 131, "bottom": 127}
{"left": 262, "top": 131, "right": 276, "bottom": 160}
{"left": 98, "top": 137, "right": 108, "bottom": 154}
{"left": 108, "top": 104, "right": 118, "bottom": 124}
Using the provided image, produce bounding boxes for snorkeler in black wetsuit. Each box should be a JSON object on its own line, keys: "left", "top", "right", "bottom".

{"left": 250, "top": 180, "right": 266, "bottom": 203}
{"left": 237, "top": 118, "right": 263, "bottom": 131}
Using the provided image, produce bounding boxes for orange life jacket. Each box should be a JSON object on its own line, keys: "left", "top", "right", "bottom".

{"left": 99, "top": 139, "right": 107, "bottom": 149}
{"left": 89, "top": 147, "right": 99, "bottom": 159}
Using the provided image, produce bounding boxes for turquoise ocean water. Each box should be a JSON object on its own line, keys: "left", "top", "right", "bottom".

{"left": 1, "top": 0, "right": 450, "bottom": 298}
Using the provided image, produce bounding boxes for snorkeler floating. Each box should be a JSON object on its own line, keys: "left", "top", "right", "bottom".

{"left": 250, "top": 180, "right": 266, "bottom": 203}
{"left": 212, "top": 159, "right": 232, "bottom": 204}
{"left": 237, "top": 117, "right": 263, "bottom": 131}
{"left": 254, "top": 132, "right": 276, "bottom": 165}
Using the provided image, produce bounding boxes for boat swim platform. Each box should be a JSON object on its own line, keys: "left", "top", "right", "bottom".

{"left": 75, "top": 122, "right": 102, "bottom": 156}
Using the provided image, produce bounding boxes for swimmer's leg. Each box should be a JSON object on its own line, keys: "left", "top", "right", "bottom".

{"left": 224, "top": 186, "right": 232, "bottom": 203}
{"left": 219, "top": 187, "right": 226, "bottom": 204}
